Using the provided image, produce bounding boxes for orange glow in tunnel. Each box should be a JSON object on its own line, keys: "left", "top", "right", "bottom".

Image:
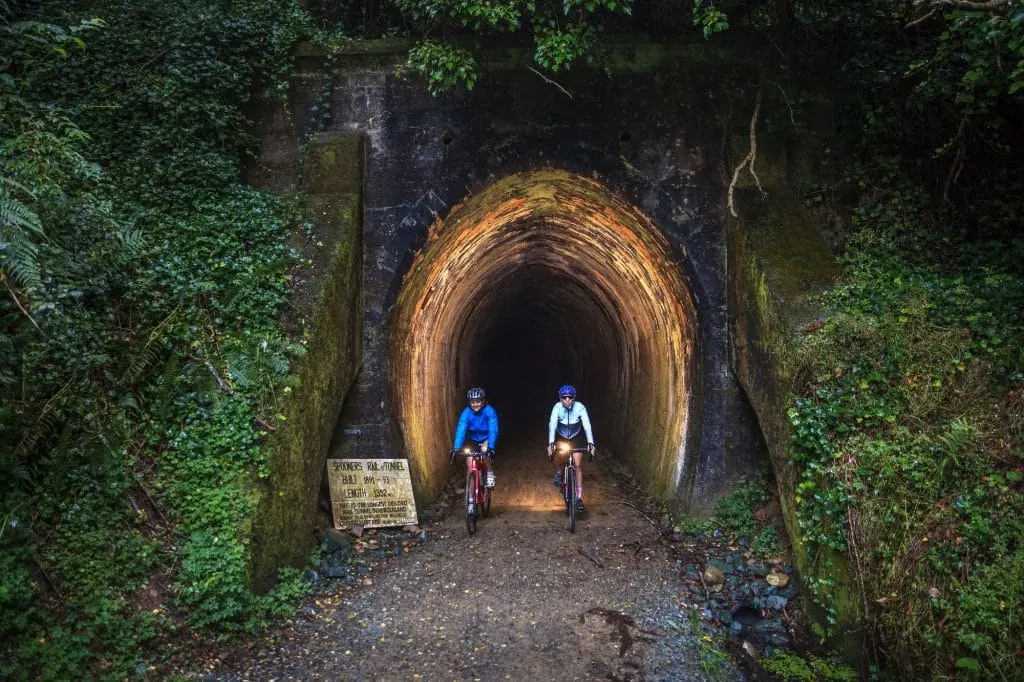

{"left": 389, "top": 170, "right": 700, "bottom": 502}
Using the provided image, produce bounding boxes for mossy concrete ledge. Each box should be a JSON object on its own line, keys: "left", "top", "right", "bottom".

{"left": 726, "top": 188, "right": 861, "bottom": 640}
{"left": 248, "top": 132, "right": 363, "bottom": 592}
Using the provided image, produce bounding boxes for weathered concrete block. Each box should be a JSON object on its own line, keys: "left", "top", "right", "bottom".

{"left": 247, "top": 133, "right": 364, "bottom": 593}
{"left": 302, "top": 132, "right": 364, "bottom": 196}
{"left": 726, "top": 187, "right": 861, "bottom": 642}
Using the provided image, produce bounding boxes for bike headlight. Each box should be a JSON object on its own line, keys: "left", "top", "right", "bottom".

{"left": 556, "top": 443, "right": 570, "bottom": 454}
{"left": 462, "top": 447, "right": 473, "bottom": 454}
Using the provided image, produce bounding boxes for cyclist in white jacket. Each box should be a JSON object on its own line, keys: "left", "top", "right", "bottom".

{"left": 546, "top": 384, "right": 595, "bottom": 514}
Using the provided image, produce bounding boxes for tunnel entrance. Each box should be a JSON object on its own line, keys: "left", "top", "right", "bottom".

{"left": 389, "top": 170, "right": 700, "bottom": 502}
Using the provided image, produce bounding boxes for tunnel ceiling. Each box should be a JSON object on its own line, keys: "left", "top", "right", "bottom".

{"left": 390, "top": 170, "right": 701, "bottom": 502}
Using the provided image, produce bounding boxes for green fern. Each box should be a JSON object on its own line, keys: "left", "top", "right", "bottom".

{"left": 0, "top": 179, "right": 44, "bottom": 293}
{"left": 11, "top": 380, "right": 70, "bottom": 461}
{"left": 121, "top": 308, "right": 181, "bottom": 385}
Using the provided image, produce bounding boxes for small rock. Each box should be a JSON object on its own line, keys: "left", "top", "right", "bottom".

{"left": 349, "top": 525, "right": 364, "bottom": 538}
{"left": 702, "top": 565, "right": 725, "bottom": 585}
{"left": 766, "top": 571, "right": 790, "bottom": 587}
{"left": 754, "top": 619, "right": 787, "bottom": 636}
{"left": 324, "top": 528, "right": 354, "bottom": 552}
{"left": 749, "top": 563, "right": 770, "bottom": 577}
{"left": 403, "top": 525, "right": 419, "bottom": 533}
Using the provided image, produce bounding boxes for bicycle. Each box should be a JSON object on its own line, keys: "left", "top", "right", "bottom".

{"left": 550, "top": 443, "right": 593, "bottom": 533}
{"left": 451, "top": 444, "right": 493, "bottom": 534}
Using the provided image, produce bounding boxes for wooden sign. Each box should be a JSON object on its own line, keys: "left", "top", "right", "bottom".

{"left": 326, "top": 459, "right": 418, "bottom": 528}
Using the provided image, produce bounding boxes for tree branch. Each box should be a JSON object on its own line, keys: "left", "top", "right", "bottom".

{"left": 526, "top": 66, "right": 573, "bottom": 99}
{"left": 905, "top": 8, "right": 937, "bottom": 29}
{"left": 914, "top": 0, "right": 1007, "bottom": 10}
{"left": 203, "top": 360, "right": 234, "bottom": 394}
{"left": 769, "top": 80, "right": 796, "bottom": 127}
{"left": 2, "top": 273, "right": 41, "bottom": 331}
{"left": 727, "top": 81, "right": 765, "bottom": 218}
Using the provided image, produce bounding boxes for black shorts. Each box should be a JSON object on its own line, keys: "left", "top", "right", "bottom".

{"left": 555, "top": 433, "right": 586, "bottom": 450}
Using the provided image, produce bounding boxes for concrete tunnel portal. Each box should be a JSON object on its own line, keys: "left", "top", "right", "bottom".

{"left": 389, "top": 170, "right": 701, "bottom": 503}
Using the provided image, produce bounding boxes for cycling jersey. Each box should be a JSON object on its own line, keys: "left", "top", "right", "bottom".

{"left": 548, "top": 401, "right": 594, "bottom": 444}
{"left": 453, "top": 404, "right": 499, "bottom": 450}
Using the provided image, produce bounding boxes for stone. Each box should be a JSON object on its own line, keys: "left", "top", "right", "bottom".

{"left": 349, "top": 525, "right": 364, "bottom": 538}
{"left": 765, "top": 570, "right": 789, "bottom": 587}
{"left": 702, "top": 565, "right": 726, "bottom": 585}
{"left": 754, "top": 619, "right": 787, "bottom": 636}
{"left": 324, "top": 528, "right": 354, "bottom": 552}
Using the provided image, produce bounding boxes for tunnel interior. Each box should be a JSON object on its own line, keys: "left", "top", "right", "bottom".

{"left": 460, "top": 261, "right": 623, "bottom": 444}
{"left": 390, "top": 170, "right": 701, "bottom": 502}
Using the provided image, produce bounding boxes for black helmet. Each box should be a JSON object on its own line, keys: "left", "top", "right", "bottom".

{"left": 467, "top": 387, "right": 486, "bottom": 401}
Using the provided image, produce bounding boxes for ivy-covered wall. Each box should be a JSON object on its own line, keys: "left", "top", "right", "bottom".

{"left": 725, "top": 187, "right": 857, "bottom": 634}
{"left": 248, "top": 133, "right": 363, "bottom": 591}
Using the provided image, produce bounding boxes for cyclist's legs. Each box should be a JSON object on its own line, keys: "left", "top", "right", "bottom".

{"left": 572, "top": 449, "right": 584, "bottom": 501}
{"left": 553, "top": 435, "right": 585, "bottom": 500}
{"left": 552, "top": 435, "right": 576, "bottom": 475}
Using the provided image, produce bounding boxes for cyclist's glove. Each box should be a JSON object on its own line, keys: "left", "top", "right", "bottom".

{"left": 487, "top": 452, "right": 495, "bottom": 464}
{"left": 547, "top": 443, "right": 555, "bottom": 460}
{"left": 588, "top": 443, "right": 596, "bottom": 460}
{"left": 449, "top": 448, "right": 458, "bottom": 463}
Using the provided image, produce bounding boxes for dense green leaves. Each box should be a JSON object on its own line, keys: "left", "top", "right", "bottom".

{"left": 0, "top": 0, "right": 315, "bottom": 677}
{"left": 406, "top": 39, "right": 479, "bottom": 94}
{"left": 396, "top": 0, "right": 635, "bottom": 91}
{"left": 789, "top": 179, "right": 1024, "bottom": 678}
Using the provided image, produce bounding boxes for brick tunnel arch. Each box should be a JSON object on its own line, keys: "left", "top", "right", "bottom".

{"left": 389, "top": 169, "right": 700, "bottom": 502}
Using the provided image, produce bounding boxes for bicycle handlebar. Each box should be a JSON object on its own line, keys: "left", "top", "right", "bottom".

{"left": 451, "top": 445, "right": 495, "bottom": 461}
{"left": 550, "top": 445, "right": 595, "bottom": 461}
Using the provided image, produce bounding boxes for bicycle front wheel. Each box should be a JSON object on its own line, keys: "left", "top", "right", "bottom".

{"left": 566, "top": 467, "right": 577, "bottom": 533}
{"left": 465, "top": 470, "right": 478, "bottom": 535}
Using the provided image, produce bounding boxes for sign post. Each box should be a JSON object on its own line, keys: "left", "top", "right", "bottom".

{"left": 326, "top": 459, "right": 418, "bottom": 528}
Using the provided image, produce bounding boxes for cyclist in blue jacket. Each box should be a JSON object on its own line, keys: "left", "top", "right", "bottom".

{"left": 451, "top": 387, "right": 499, "bottom": 488}
{"left": 546, "top": 384, "right": 595, "bottom": 514}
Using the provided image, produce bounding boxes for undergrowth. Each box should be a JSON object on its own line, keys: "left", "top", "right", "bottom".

{"left": 0, "top": 0, "right": 321, "bottom": 678}
{"left": 675, "top": 472, "right": 782, "bottom": 558}
{"left": 789, "top": 174, "right": 1024, "bottom": 679}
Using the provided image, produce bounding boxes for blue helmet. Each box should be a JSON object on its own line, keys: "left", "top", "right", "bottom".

{"left": 558, "top": 384, "right": 576, "bottom": 398}
{"left": 467, "top": 387, "right": 486, "bottom": 401}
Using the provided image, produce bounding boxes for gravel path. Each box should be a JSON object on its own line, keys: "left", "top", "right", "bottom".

{"left": 179, "top": 447, "right": 746, "bottom": 681}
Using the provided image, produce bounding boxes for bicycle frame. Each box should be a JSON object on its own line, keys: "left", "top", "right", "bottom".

{"left": 553, "top": 443, "right": 589, "bottom": 533}
{"left": 458, "top": 445, "right": 492, "bottom": 534}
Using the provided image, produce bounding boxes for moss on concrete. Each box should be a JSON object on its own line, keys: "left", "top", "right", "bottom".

{"left": 247, "top": 133, "right": 363, "bottom": 592}
{"left": 727, "top": 187, "right": 863, "bottom": 647}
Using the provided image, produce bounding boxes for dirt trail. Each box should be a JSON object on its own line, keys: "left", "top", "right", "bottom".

{"left": 183, "top": 447, "right": 744, "bottom": 681}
